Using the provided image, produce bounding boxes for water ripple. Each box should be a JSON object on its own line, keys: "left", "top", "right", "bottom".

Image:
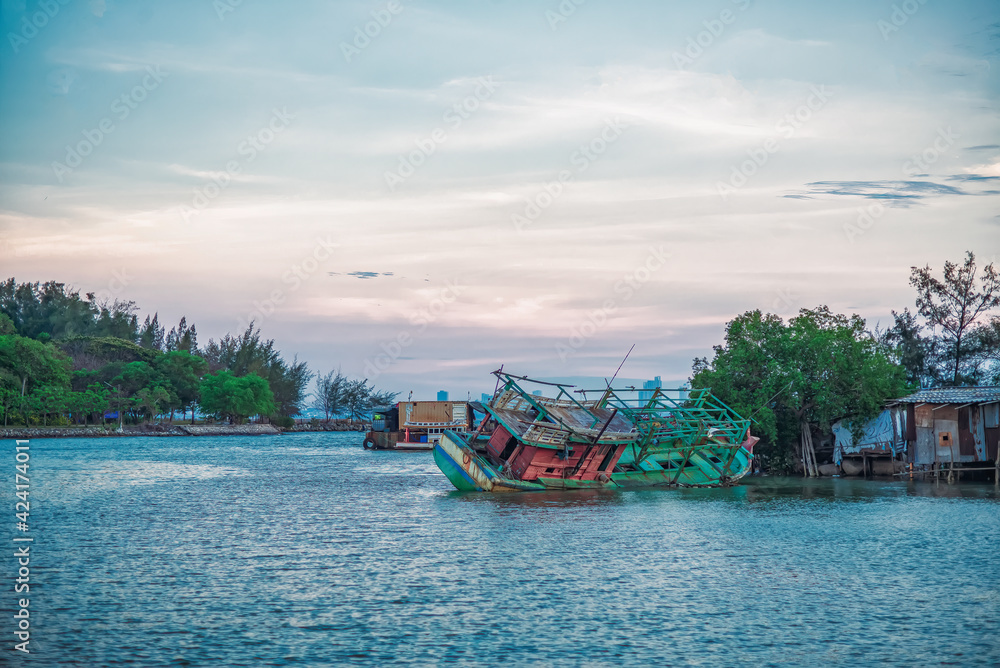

{"left": 6, "top": 433, "right": 999, "bottom": 666}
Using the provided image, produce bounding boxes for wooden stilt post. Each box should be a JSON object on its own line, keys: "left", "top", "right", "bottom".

{"left": 800, "top": 421, "right": 808, "bottom": 478}
{"left": 934, "top": 437, "right": 939, "bottom": 484}
{"left": 949, "top": 434, "right": 958, "bottom": 484}
{"left": 809, "top": 431, "right": 819, "bottom": 478}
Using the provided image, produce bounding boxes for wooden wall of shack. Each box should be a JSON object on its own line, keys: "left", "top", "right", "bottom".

{"left": 893, "top": 402, "right": 1000, "bottom": 466}
{"left": 399, "top": 401, "right": 469, "bottom": 428}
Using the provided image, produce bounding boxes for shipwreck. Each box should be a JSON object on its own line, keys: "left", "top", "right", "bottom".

{"left": 433, "top": 370, "right": 758, "bottom": 492}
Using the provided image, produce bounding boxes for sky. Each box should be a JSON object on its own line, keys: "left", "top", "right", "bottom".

{"left": 1, "top": 0, "right": 998, "bottom": 400}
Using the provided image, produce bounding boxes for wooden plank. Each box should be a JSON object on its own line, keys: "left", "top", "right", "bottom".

{"left": 915, "top": 404, "right": 933, "bottom": 429}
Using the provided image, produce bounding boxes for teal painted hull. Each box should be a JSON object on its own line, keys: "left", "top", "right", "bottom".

{"left": 615, "top": 442, "right": 754, "bottom": 486}
{"left": 432, "top": 441, "right": 482, "bottom": 491}
{"left": 434, "top": 431, "right": 753, "bottom": 493}
{"left": 434, "top": 434, "right": 549, "bottom": 492}
{"left": 432, "top": 372, "right": 756, "bottom": 493}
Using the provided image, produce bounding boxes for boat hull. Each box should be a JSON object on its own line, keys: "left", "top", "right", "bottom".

{"left": 614, "top": 442, "right": 754, "bottom": 486}
{"left": 363, "top": 430, "right": 435, "bottom": 451}
{"left": 434, "top": 431, "right": 753, "bottom": 492}
{"left": 433, "top": 432, "right": 549, "bottom": 491}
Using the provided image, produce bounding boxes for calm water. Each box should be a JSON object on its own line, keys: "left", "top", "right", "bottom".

{"left": 5, "top": 433, "right": 1000, "bottom": 666}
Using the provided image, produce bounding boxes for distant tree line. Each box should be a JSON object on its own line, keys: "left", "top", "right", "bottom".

{"left": 312, "top": 369, "right": 399, "bottom": 422}
{"left": 0, "top": 279, "right": 397, "bottom": 428}
{"left": 692, "top": 251, "right": 1000, "bottom": 474}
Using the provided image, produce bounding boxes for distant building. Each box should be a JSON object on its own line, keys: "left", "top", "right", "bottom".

{"left": 437, "top": 390, "right": 449, "bottom": 401}
{"left": 480, "top": 393, "right": 491, "bottom": 403}
{"left": 890, "top": 387, "right": 1000, "bottom": 470}
{"left": 639, "top": 376, "right": 662, "bottom": 402}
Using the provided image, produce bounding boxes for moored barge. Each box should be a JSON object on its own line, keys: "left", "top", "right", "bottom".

{"left": 364, "top": 400, "right": 474, "bottom": 450}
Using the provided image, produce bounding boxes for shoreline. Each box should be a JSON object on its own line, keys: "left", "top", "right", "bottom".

{"left": 0, "top": 422, "right": 370, "bottom": 439}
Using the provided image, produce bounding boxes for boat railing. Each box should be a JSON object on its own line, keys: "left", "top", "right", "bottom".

{"left": 487, "top": 372, "right": 750, "bottom": 450}
{"left": 522, "top": 423, "right": 570, "bottom": 446}
{"left": 580, "top": 386, "right": 751, "bottom": 450}
{"left": 401, "top": 420, "right": 468, "bottom": 427}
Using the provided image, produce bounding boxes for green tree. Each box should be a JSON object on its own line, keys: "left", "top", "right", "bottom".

{"left": 0, "top": 279, "right": 100, "bottom": 340}
{"left": 90, "top": 299, "right": 140, "bottom": 341}
{"left": 104, "top": 380, "right": 128, "bottom": 430}
{"left": 269, "top": 355, "right": 313, "bottom": 418}
{"left": 314, "top": 370, "right": 396, "bottom": 421}
{"left": 138, "top": 313, "right": 165, "bottom": 350}
{"left": 692, "top": 307, "right": 909, "bottom": 476}
{"left": 59, "top": 336, "right": 158, "bottom": 368}
{"left": 199, "top": 371, "right": 276, "bottom": 424}
{"left": 164, "top": 317, "right": 198, "bottom": 353}
{"left": 0, "top": 386, "right": 17, "bottom": 426}
{"left": 369, "top": 388, "right": 400, "bottom": 409}
{"left": 0, "top": 334, "right": 72, "bottom": 398}
{"left": 201, "top": 324, "right": 279, "bottom": 376}
{"left": 313, "top": 369, "right": 348, "bottom": 420}
{"left": 0, "top": 313, "right": 15, "bottom": 336}
{"left": 155, "top": 351, "right": 209, "bottom": 423}
{"left": 111, "top": 361, "right": 174, "bottom": 423}
{"left": 692, "top": 311, "right": 790, "bottom": 469}
{"left": 201, "top": 324, "right": 310, "bottom": 418}
{"left": 132, "top": 386, "right": 172, "bottom": 422}
{"left": 909, "top": 251, "right": 1000, "bottom": 385}
{"left": 66, "top": 385, "right": 110, "bottom": 425}
{"left": 84, "top": 385, "right": 111, "bottom": 425}
{"left": 32, "top": 385, "right": 73, "bottom": 426}
{"left": 343, "top": 378, "right": 373, "bottom": 421}
{"left": 976, "top": 317, "right": 1000, "bottom": 384}
{"left": 877, "top": 308, "right": 935, "bottom": 387}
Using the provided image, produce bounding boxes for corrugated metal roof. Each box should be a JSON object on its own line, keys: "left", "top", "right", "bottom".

{"left": 893, "top": 387, "right": 1000, "bottom": 404}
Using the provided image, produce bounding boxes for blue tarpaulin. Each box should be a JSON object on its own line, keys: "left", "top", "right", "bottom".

{"left": 832, "top": 410, "right": 906, "bottom": 464}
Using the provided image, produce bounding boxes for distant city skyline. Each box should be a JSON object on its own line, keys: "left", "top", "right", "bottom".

{"left": 2, "top": 0, "right": 998, "bottom": 397}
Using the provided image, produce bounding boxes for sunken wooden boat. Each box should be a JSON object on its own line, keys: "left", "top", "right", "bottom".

{"left": 433, "top": 370, "right": 757, "bottom": 492}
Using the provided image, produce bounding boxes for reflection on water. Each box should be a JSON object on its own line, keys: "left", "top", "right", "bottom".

{"left": 452, "top": 474, "right": 1000, "bottom": 509}
{"left": 12, "top": 433, "right": 1000, "bottom": 666}
{"left": 743, "top": 474, "right": 1000, "bottom": 500}
{"left": 37, "top": 457, "right": 249, "bottom": 507}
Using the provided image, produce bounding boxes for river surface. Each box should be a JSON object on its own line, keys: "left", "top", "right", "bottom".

{"left": 5, "top": 433, "right": 1000, "bottom": 666}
